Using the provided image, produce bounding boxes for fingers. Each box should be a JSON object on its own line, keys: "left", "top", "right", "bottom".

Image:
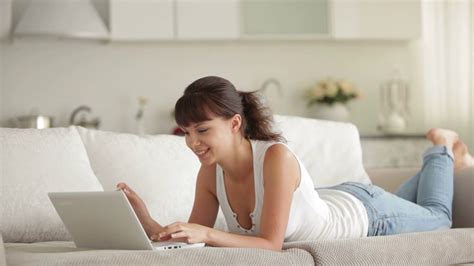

{"left": 156, "top": 222, "right": 185, "bottom": 240}
{"left": 151, "top": 234, "right": 171, "bottom": 242}
{"left": 170, "top": 232, "right": 187, "bottom": 239}
{"left": 116, "top": 182, "right": 137, "bottom": 195}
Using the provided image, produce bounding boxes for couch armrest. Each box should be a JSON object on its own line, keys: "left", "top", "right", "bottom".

{"left": 367, "top": 167, "right": 474, "bottom": 228}
{"left": 0, "top": 234, "right": 6, "bottom": 266}
{"left": 367, "top": 167, "right": 419, "bottom": 193}
{"left": 453, "top": 167, "right": 474, "bottom": 228}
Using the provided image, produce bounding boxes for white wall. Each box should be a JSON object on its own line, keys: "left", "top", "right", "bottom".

{"left": 0, "top": 0, "right": 429, "bottom": 136}
{"left": 0, "top": 0, "right": 12, "bottom": 123}
{"left": 1, "top": 39, "right": 425, "bottom": 135}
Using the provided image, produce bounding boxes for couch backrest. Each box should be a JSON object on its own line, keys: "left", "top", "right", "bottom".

{"left": 274, "top": 115, "right": 370, "bottom": 187}
{"left": 0, "top": 115, "right": 370, "bottom": 243}
{"left": 76, "top": 127, "right": 206, "bottom": 228}
{"left": 0, "top": 127, "right": 103, "bottom": 243}
{"left": 77, "top": 115, "right": 370, "bottom": 229}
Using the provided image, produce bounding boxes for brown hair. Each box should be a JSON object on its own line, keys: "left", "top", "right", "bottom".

{"left": 174, "top": 76, "right": 285, "bottom": 142}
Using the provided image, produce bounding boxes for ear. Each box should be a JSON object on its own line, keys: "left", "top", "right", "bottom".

{"left": 230, "top": 114, "right": 242, "bottom": 133}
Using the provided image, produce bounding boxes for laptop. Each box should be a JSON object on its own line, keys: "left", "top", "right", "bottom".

{"left": 48, "top": 190, "right": 205, "bottom": 250}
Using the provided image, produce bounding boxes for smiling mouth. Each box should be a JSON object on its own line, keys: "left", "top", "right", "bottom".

{"left": 195, "top": 148, "right": 210, "bottom": 157}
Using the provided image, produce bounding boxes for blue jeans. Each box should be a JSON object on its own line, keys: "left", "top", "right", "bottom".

{"left": 330, "top": 145, "right": 454, "bottom": 236}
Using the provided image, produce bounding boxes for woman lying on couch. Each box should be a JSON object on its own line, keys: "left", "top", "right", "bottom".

{"left": 117, "top": 76, "right": 474, "bottom": 251}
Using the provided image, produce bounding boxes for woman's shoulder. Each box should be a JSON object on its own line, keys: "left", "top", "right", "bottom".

{"left": 249, "top": 139, "right": 297, "bottom": 168}
{"left": 252, "top": 139, "right": 287, "bottom": 151}
{"left": 260, "top": 142, "right": 301, "bottom": 190}
{"left": 264, "top": 143, "right": 297, "bottom": 166}
{"left": 251, "top": 139, "right": 293, "bottom": 160}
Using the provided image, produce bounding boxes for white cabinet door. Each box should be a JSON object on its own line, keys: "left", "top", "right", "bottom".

{"left": 176, "top": 0, "right": 240, "bottom": 40}
{"left": 331, "top": 0, "right": 421, "bottom": 40}
{"left": 110, "top": 0, "right": 174, "bottom": 40}
{"left": 241, "top": 0, "right": 329, "bottom": 37}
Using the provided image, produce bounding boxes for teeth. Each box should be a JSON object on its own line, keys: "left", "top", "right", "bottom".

{"left": 196, "top": 149, "right": 208, "bottom": 155}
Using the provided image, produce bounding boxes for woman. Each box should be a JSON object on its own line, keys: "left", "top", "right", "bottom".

{"left": 117, "top": 76, "right": 474, "bottom": 251}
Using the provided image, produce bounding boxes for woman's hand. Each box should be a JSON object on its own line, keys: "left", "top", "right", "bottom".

{"left": 152, "top": 222, "right": 210, "bottom": 244}
{"left": 116, "top": 182, "right": 158, "bottom": 235}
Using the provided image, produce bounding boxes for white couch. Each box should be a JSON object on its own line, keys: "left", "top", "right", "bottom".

{"left": 1, "top": 115, "right": 473, "bottom": 265}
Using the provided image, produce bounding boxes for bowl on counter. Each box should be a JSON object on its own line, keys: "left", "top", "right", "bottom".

{"left": 11, "top": 115, "right": 54, "bottom": 129}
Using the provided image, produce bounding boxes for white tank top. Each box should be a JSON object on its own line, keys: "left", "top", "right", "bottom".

{"left": 216, "top": 140, "right": 369, "bottom": 241}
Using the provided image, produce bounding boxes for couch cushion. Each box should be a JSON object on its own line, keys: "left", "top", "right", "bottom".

{"left": 284, "top": 228, "right": 474, "bottom": 265}
{"left": 274, "top": 115, "right": 371, "bottom": 187}
{"left": 0, "top": 127, "right": 103, "bottom": 243}
{"left": 76, "top": 127, "right": 227, "bottom": 230}
{"left": 4, "top": 241, "right": 314, "bottom": 266}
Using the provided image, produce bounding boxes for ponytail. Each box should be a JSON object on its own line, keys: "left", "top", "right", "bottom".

{"left": 239, "top": 91, "right": 285, "bottom": 142}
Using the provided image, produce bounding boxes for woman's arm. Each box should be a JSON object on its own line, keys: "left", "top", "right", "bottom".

{"left": 156, "top": 144, "right": 300, "bottom": 251}
{"left": 119, "top": 163, "right": 220, "bottom": 240}
{"left": 116, "top": 182, "right": 164, "bottom": 237}
{"left": 187, "top": 164, "right": 220, "bottom": 227}
{"left": 159, "top": 223, "right": 280, "bottom": 250}
{"left": 151, "top": 164, "right": 220, "bottom": 242}
{"left": 258, "top": 144, "right": 300, "bottom": 249}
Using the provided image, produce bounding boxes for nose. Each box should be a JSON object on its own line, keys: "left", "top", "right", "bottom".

{"left": 186, "top": 133, "right": 200, "bottom": 148}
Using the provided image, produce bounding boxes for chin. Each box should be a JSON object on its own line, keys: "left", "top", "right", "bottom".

{"left": 199, "top": 156, "right": 216, "bottom": 166}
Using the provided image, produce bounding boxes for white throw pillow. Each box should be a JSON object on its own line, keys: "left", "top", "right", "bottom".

{"left": 77, "top": 127, "right": 227, "bottom": 230}
{"left": 0, "top": 127, "right": 103, "bottom": 243}
{"left": 274, "top": 115, "right": 371, "bottom": 187}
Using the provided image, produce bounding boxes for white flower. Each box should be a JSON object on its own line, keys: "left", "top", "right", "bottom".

{"left": 311, "top": 85, "right": 325, "bottom": 99}
{"left": 307, "top": 77, "right": 360, "bottom": 106}
{"left": 338, "top": 80, "right": 353, "bottom": 94}
{"left": 316, "top": 80, "right": 325, "bottom": 90}
{"left": 326, "top": 80, "right": 338, "bottom": 97}
{"left": 138, "top": 96, "right": 148, "bottom": 106}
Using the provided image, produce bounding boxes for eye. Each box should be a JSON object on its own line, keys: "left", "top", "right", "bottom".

{"left": 197, "top": 128, "right": 208, "bottom": 133}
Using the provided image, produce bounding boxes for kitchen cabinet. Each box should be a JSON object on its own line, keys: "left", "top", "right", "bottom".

{"left": 176, "top": 0, "right": 240, "bottom": 40}
{"left": 109, "top": 0, "right": 240, "bottom": 41}
{"left": 109, "top": 0, "right": 174, "bottom": 40}
{"left": 108, "top": 0, "right": 421, "bottom": 41}
{"left": 241, "top": 0, "right": 330, "bottom": 38}
{"left": 331, "top": 0, "right": 421, "bottom": 40}
{"left": 241, "top": 0, "right": 420, "bottom": 40}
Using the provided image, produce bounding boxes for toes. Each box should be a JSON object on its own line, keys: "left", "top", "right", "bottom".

{"left": 454, "top": 140, "right": 468, "bottom": 154}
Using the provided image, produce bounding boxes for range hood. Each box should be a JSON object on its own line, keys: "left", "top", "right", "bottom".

{"left": 14, "top": 0, "right": 108, "bottom": 39}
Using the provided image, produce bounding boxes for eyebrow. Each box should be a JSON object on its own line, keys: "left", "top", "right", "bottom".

{"left": 181, "top": 119, "right": 213, "bottom": 131}
{"left": 193, "top": 122, "right": 206, "bottom": 128}
{"left": 182, "top": 122, "right": 207, "bottom": 130}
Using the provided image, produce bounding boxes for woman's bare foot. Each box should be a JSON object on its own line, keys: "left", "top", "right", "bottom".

{"left": 426, "top": 128, "right": 459, "bottom": 149}
{"left": 453, "top": 140, "right": 474, "bottom": 171}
